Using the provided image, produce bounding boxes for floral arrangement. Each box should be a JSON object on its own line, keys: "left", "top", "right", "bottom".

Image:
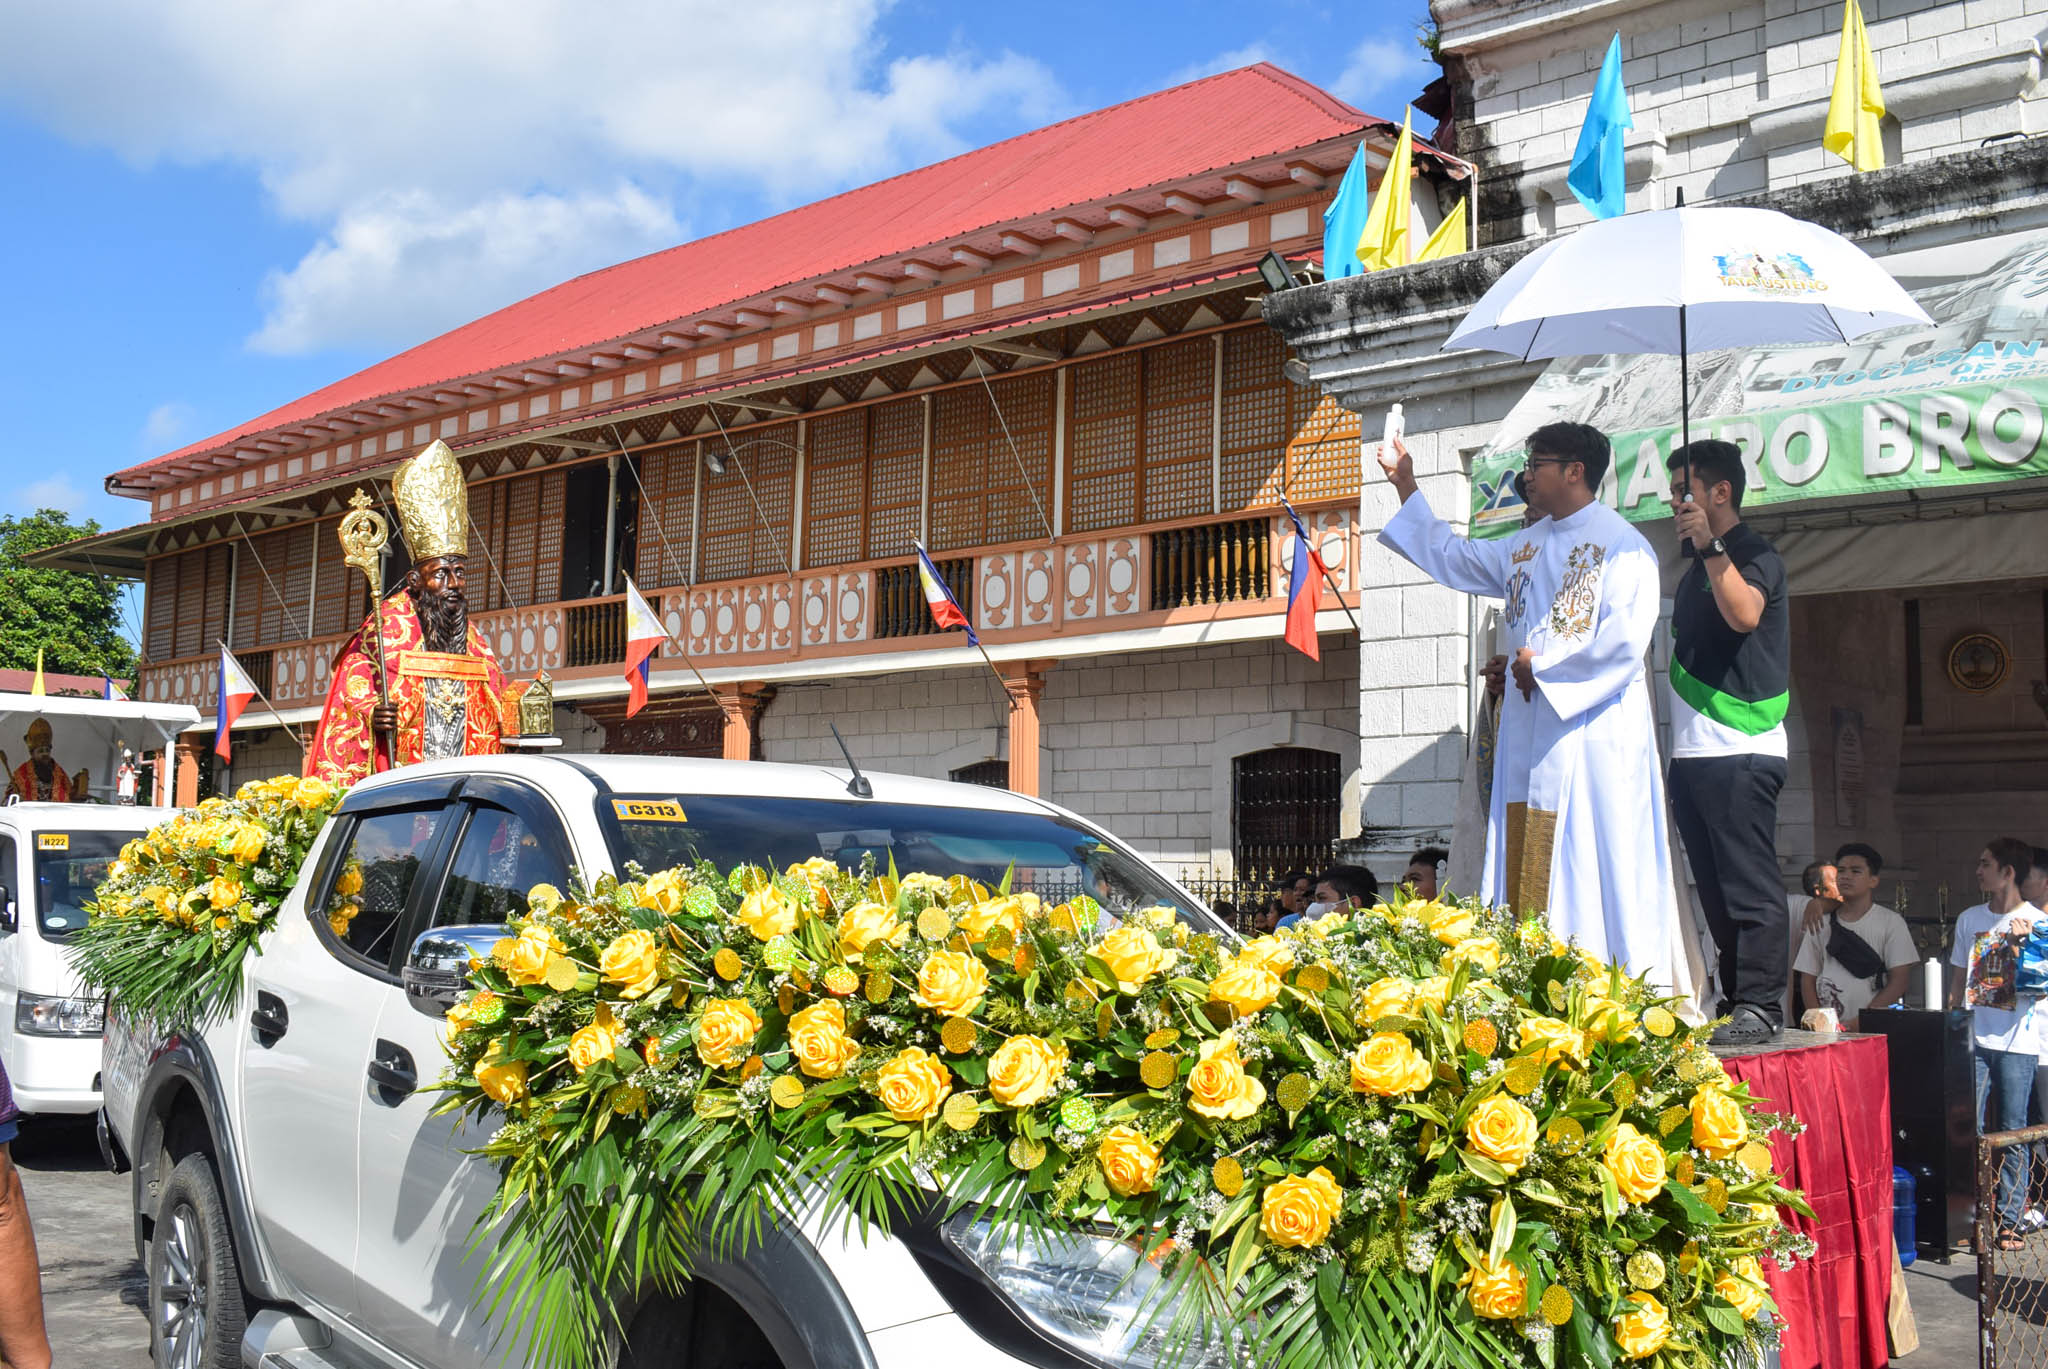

{"left": 71, "top": 776, "right": 344, "bottom": 1029}
{"left": 440, "top": 861, "right": 1812, "bottom": 1369}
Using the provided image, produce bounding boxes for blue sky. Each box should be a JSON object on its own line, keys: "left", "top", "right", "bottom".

{"left": 0, "top": 0, "right": 1434, "bottom": 588}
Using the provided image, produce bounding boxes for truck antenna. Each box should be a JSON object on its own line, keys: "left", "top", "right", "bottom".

{"left": 828, "top": 722, "right": 872, "bottom": 799}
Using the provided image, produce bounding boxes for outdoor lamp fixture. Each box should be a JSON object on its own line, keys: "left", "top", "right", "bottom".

{"left": 1257, "top": 251, "right": 1299, "bottom": 292}
{"left": 704, "top": 450, "right": 727, "bottom": 475}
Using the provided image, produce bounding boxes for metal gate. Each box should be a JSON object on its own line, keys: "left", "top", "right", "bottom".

{"left": 1980, "top": 1124, "right": 2048, "bottom": 1368}
{"left": 1230, "top": 746, "right": 1339, "bottom": 886}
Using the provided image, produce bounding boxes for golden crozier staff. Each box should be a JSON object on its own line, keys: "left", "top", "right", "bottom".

{"left": 337, "top": 488, "right": 394, "bottom": 764}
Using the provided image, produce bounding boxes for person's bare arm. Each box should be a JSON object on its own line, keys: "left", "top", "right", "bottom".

{"left": 1858, "top": 965, "right": 1913, "bottom": 1026}
{"left": 1800, "top": 896, "right": 1838, "bottom": 939}
{"left": 0, "top": 1145, "right": 50, "bottom": 1369}
{"left": 1796, "top": 971, "right": 1819, "bottom": 1017}
{"left": 1672, "top": 501, "right": 1765, "bottom": 631}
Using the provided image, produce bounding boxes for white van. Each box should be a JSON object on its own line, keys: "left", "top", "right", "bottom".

{"left": 0, "top": 802, "right": 178, "bottom": 1114}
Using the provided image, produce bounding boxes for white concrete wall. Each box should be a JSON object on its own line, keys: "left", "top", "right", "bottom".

{"left": 1444, "top": 0, "right": 2048, "bottom": 239}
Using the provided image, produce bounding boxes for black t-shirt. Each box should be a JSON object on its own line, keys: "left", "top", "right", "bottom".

{"left": 1669, "top": 522, "right": 1789, "bottom": 752}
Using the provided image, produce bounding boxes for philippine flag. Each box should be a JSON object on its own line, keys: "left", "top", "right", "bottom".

{"left": 103, "top": 676, "right": 129, "bottom": 702}
{"left": 915, "top": 543, "right": 978, "bottom": 646}
{"left": 215, "top": 645, "right": 260, "bottom": 761}
{"left": 622, "top": 577, "right": 666, "bottom": 718}
{"left": 1281, "top": 500, "right": 1329, "bottom": 661}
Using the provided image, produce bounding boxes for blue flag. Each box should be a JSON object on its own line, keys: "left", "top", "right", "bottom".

{"left": 1567, "top": 34, "right": 1633, "bottom": 219}
{"left": 1320, "top": 141, "right": 1374, "bottom": 279}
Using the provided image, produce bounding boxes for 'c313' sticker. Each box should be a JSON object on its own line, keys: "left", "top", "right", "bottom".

{"left": 612, "top": 799, "right": 688, "bottom": 823}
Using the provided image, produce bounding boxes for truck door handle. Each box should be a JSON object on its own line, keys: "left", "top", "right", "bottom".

{"left": 367, "top": 1039, "right": 417, "bottom": 1104}
{"left": 250, "top": 992, "right": 288, "bottom": 1046}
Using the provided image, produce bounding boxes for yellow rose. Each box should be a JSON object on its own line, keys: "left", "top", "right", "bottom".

{"left": 474, "top": 1047, "right": 528, "bottom": 1104}
{"left": 1349, "top": 1032, "right": 1434, "bottom": 1096}
{"left": 1464, "top": 1094, "right": 1538, "bottom": 1173}
{"left": 207, "top": 875, "right": 243, "bottom": 910}
{"left": 736, "top": 885, "right": 799, "bottom": 941}
{"left": 1517, "top": 1016, "right": 1587, "bottom": 1067}
{"left": 1410, "top": 976, "right": 1451, "bottom": 1017}
{"left": 875, "top": 1046, "right": 952, "bottom": 1122}
{"left": 837, "top": 901, "right": 906, "bottom": 961}
{"left": 1613, "top": 1292, "right": 1671, "bottom": 1360}
{"left": 1306, "top": 909, "right": 1349, "bottom": 937}
{"left": 1690, "top": 1086, "right": 1748, "bottom": 1158}
{"left": 599, "top": 929, "right": 662, "bottom": 999}
{"left": 696, "top": 998, "right": 763, "bottom": 1069}
{"left": 913, "top": 950, "right": 991, "bottom": 1017}
{"left": 1259, "top": 1166, "right": 1343, "bottom": 1248}
{"left": 1090, "top": 924, "right": 1178, "bottom": 993}
{"left": 334, "top": 865, "right": 364, "bottom": 897}
{"left": 1601, "top": 1122, "right": 1668, "bottom": 1204}
{"left": 958, "top": 894, "right": 1034, "bottom": 940}
{"left": 1715, "top": 1257, "right": 1769, "bottom": 1321}
{"left": 1423, "top": 901, "right": 1476, "bottom": 945}
{"left": 1442, "top": 936, "right": 1502, "bottom": 974}
{"left": 1464, "top": 1254, "right": 1527, "bottom": 1320}
{"left": 787, "top": 1000, "right": 861, "bottom": 1080}
{"left": 1585, "top": 995, "right": 1640, "bottom": 1043}
{"left": 638, "top": 870, "right": 686, "bottom": 917}
{"left": 1098, "top": 1125, "right": 1160, "bottom": 1197}
{"left": 987, "top": 1034, "right": 1067, "bottom": 1107}
{"left": 1186, "top": 1034, "right": 1266, "bottom": 1120}
{"left": 568, "top": 1017, "right": 622, "bottom": 1073}
{"left": 291, "top": 776, "right": 334, "bottom": 809}
{"left": 1207, "top": 958, "right": 1282, "bottom": 1018}
{"left": 1236, "top": 935, "right": 1295, "bottom": 975}
{"left": 221, "top": 823, "right": 266, "bottom": 864}
{"left": 493, "top": 925, "right": 567, "bottom": 988}
{"left": 1356, "top": 977, "right": 1413, "bottom": 1024}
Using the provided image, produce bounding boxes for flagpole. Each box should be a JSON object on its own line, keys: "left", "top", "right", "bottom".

{"left": 1282, "top": 501, "right": 1365, "bottom": 639}
{"left": 218, "top": 641, "right": 307, "bottom": 758}
{"left": 625, "top": 577, "right": 732, "bottom": 717}
{"left": 911, "top": 540, "right": 1012, "bottom": 732}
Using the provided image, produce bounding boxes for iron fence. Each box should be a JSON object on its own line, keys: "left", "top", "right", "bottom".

{"left": 1981, "top": 1124, "right": 2048, "bottom": 1368}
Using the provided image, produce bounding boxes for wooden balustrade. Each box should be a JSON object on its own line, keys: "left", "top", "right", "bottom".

{"left": 564, "top": 599, "right": 625, "bottom": 667}
{"left": 1149, "top": 517, "right": 1270, "bottom": 611}
{"left": 873, "top": 557, "right": 974, "bottom": 639}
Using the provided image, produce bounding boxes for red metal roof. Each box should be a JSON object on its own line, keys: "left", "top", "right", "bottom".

{"left": 128, "top": 63, "right": 1412, "bottom": 482}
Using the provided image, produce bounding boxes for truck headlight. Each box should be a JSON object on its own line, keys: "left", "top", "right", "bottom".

{"left": 941, "top": 1213, "right": 1232, "bottom": 1368}
{"left": 15, "top": 993, "right": 105, "bottom": 1038}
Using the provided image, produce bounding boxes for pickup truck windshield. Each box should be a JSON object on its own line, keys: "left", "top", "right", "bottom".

{"left": 34, "top": 830, "right": 132, "bottom": 941}
{"left": 605, "top": 795, "right": 1211, "bottom": 928}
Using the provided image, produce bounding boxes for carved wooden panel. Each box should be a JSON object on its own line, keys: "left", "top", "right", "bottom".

{"left": 803, "top": 410, "right": 866, "bottom": 569}
{"left": 634, "top": 444, "right": 698, "bottom": 590}
{"left": 1220, "top": 327, "right": 1290, "bottom": 510}
{"left": 978, "top": 553, "right": 1015, "bottom": 632}
{"left": 865, "top": 398, "right": 924, "bottom": 563}
{"left": 1063, "top": 542, "right": 1099, "bottom": 621}
{"left": 1021, "top": 548, "right": 1056, "bottom": 627}
{"left": 701, "top": 425, "right": 794, "bottom": 580}
{"left": 835, "top": 572, "right": 869, "bottom": 643}
{"left": 1067, "top": 351, "right": 1139, "bottom": 533}
{"left": 1139, "top": 337, "right": 1213, "bottom": 522}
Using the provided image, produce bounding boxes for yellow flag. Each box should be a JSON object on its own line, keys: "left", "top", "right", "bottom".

{"left": 31, "top": 649, "right": 45, "bottom": 696}
{"left": 1823, "top": 0, "right": 1885, "bottom": 172}
{"left": 1356, "top": 109, "right": 1415, "bottom": 272}
{"left": 1414, "top": 199, "right": 1469, "bottom": 263}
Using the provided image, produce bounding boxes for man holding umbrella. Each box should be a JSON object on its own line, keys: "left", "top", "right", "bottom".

{"left": 1379, "top": 423, "right": 1693, "bottom": 1004}
{"left": 1665, "top": 439, "right": 1792, "bottom": 1044}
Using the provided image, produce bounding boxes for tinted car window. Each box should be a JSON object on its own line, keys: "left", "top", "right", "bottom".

{"left": 605, "top": 794, "right": 1210, "bottom": 927}
{"left": 323, "top": 807, "right": 448, "bottom": 968}
{"left": 432, "top": 803, "right": 571, "bottom": 930}
{"left": 33, "top": 830, "right": 132, "bottom": 941}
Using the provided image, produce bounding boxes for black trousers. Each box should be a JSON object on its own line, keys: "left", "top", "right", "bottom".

{"left": 1668, "top": 753, "right": 1788, "bottom": 1024}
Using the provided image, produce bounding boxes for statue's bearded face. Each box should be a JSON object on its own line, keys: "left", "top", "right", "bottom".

{"left": 30, "top": 745, "right": 53, "bottom": 781}
{"left": 409, "top": 556, "right": 469, "bottom": 654}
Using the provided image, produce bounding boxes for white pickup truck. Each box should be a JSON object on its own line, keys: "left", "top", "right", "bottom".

{"left": 100, "top": 753, "right": 1234, "bottom": 1369}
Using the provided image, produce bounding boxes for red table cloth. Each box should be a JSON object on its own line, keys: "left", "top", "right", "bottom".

{"left": 1723, "top": 1034, "right": 1893, "bottom": 1369}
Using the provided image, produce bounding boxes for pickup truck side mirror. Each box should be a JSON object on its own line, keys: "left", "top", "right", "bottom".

{"left": 403, "top": 924, "right": 506, "bottom": 1020}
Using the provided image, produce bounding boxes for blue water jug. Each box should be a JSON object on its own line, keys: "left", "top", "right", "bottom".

{"left": 1893, "top": 1165, "right": 1917, "bottom": 1266}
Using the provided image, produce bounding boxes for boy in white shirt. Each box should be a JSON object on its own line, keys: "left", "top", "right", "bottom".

{"left": 1948, "top": 836, "right": 2046, "bottom": 1249}
{"left": 1793, "top": 844, "right": 1915, "bottom": 1030}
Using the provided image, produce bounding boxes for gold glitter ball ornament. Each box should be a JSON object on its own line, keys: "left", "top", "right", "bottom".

{"left": 1611, "top": 1074, "right": 1637, "bottom": 1108}
{"left": 1139, "top": 1051, "right": 1178, "bottom": 1089}
{"left": 769, "top": 1076, "right": 806, "bottom": 1109}
{"left": 1738, "top": 1141, "right": 1775, "bottom": 1176}
{"left": 1674, "top": 1156, "right": 1697, "bottom": 1186}
{"left": 823, "top": 966, "right": 859, "bottom": 997}
{"left": 1540, "top": 1284, "right": 1575, "bottom": 1326}
{"left": 1009, "top": 1136, "right": 1047, "bottom": 1170}
{"left": 1096, "top": 1001, "right": 1117, "bottom": 1039}
{"left": 1212, "top": 1156, "right": 1245, "bottom": 1197}
{"left": 1704, "top": 1177, "right": 1729, "bottom": 1213}
{"left": 940, "top": 1017, "right": 978, "bottom": 1054}
{"left": 1658, "top": 1105, "right": 1691, "bottom": 1137}
{"left": 1543, "top": 1115, "right": 1584, "bottom": 1152}
{"left": 1275, "top": 1073, "right": 1316, "bottom": 1112}
{"left": 1060, "top": 1097, "right": 1098, "bottom": 1132}
{"left": 1546, "top": 980, "right": 1569, "bottom": 1011}
{"left": 1626, "top": 1252, "right": 1665, "bottom": 1289}
{"left": 1504, "top": 1057, "right": 1544, "bottom": 1095}
{"left": 864, "top": 971, "right": 893, "bottom": 1003}
{"left": 1643, "top": 1006, "right": 1678, "bottom": 1037}
{"left": 917, "top": 907, "right": 954, "bottom": 941}
{"left": 1144, "top": 1027, "right": 1182, "bottom": 1048}
{"left": 1294, "top": 964, "right": 1331, "bottom": 994}
{"left": 1463, "top": 1019, "right": 1500, "bottom": 1056}
{"left": 713, "top": 948, "right": 744, "bottom": 981}
{"left": 777, "top": 984, "right": 796, "bottom": 1015}
{"left": 942, "top": 1092, "right": 981, "bottom": 1131}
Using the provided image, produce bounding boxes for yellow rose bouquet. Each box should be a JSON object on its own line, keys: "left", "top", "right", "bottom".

{"left": 71, "top": 776, "right": 343, "bottom": 1029}
{"left": 438, "top": 871, "right": 1813, "bottom": 1369}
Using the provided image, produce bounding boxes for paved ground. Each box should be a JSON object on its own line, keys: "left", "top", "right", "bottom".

{"left": 1898, "top": 1250, "right": 1976, "bottom": 1365}
{"left": 14, "top": 1115, "right": 152, "bottom": 1368}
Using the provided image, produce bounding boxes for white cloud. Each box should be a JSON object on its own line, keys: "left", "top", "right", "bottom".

{"left": 1331, "top": 36, "right": 1432, "bottom": 114}
{"left": 1168, "top": 42, "right": 1284, "bottom": 87}
{"left": 0, "top": 1, "right": 1063, "bottom": 355}
{"left": 141, "top": 402, "right": 195, "bottom": 448}
{"left": 16, "top": 475, "right": 88, "bottom": 516}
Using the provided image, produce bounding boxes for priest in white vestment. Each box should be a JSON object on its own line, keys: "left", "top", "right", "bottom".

{"left": 1378, "top": 423, "right": 1703, "bottom": 1010}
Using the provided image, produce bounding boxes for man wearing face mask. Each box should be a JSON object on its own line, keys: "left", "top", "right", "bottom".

{"left": 305, "top": 441, "right": 513, "bottom": 787}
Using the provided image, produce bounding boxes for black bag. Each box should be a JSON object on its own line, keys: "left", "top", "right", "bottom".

{"left": 1825, "top": 914, "right": 1888, "bottom": 989}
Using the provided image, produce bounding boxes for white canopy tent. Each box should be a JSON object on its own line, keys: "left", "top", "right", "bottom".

{"left": 0, "top": 692, "right": 201, "bottom": 805}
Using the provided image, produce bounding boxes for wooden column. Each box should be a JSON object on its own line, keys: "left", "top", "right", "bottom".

{"left": 716, "top": 682, "right": 776, "bottom": 762}
{"left": 173, "top": 735, "right": 204, "bottom": 807}
{"left": 1000, "top": 661, "right": 1052, "bottom": 797}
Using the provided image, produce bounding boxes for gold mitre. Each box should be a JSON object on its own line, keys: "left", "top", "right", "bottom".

{"left": 391, "top": 440, "right": 468, "bottom": 563}
{"left": 24, "top": 718, "right": 52, "bottom": 750}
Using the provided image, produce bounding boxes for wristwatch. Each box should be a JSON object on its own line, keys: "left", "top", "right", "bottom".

{"left": 1703, "top": 536, "right": 1728, "bottom": 560}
